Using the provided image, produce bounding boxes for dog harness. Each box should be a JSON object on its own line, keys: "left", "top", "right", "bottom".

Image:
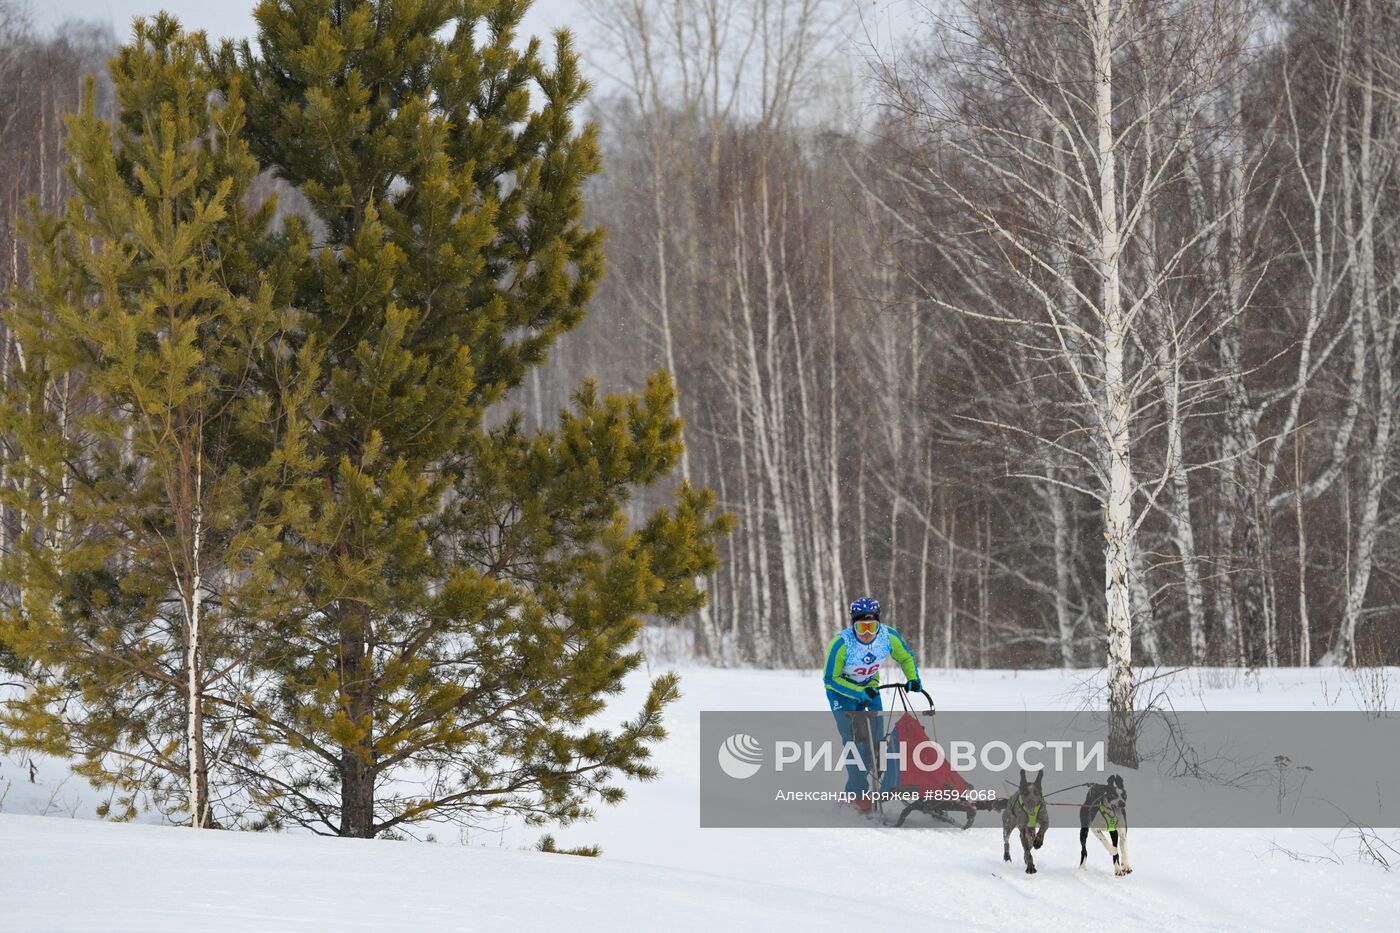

{"left": 1098, "top": 803, "right": 1118, "bottom": 831}
{"left": 1015, "top": 793, "right": 1042, "bottom": 830}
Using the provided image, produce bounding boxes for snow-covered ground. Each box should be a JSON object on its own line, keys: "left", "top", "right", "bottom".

{"left": 2, "top": 664, "right": 1397, "bottom": 930}
{"left": 0, "top": 812, "right": 853, "bottom": 931}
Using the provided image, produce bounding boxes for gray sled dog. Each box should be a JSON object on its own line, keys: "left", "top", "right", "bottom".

{"left": 1078, "top": 774, "right": 1132, "bottom": 876}
{"left": 1002, "top": 768, "right": 1047, "bottom": 874}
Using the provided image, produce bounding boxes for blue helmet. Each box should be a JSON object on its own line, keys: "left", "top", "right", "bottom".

{"left": 849, "top": 596, "right": 880, "bottom": 621}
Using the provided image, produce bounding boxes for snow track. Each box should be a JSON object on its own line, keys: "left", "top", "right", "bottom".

{"left": 2, "top": 665, "right": 1395, "bottom": 930}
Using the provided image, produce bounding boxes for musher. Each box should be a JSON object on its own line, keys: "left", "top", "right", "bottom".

{"left": 822, "top": 596, "right": 922, "bottom": 813}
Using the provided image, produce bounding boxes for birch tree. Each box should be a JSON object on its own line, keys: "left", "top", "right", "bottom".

{"left": 1318, "top": 0, "right": 1400, "bottom": 664}
{"left": 585, "top": 0, "right": 849, "bottom": 663}
{"left": 873, "top": 0, "right": 1249, "bottom": 752}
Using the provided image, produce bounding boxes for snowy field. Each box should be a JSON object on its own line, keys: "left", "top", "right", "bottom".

{"left": 2, "top": 664, "right": 1398, "bottom": 930}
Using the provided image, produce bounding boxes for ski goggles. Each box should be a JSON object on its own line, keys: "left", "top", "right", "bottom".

{"left": 854, "top": 619, "right": 879, "bottom": 636}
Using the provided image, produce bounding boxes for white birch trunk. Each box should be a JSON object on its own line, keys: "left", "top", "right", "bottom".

{"left": 1322, "top": 17, "right": 1395, "bottom": 664}
{"left": 857, "top": 452, "right": 872, "bottom": 596}
{"left": 733, "top": 197, "right": 806, "bottom": 662}
{"left": 184, "top": 442, "right": 206, "bottom": 828}
{"left": 825, "top": 230, "right": 845, "bottom": 629}
{"left": 650, "top": 140, "right": 723, "bottom": 662}
{"left": 1152, "top": 289, "right": 1207, "bottom": 665}
{"left": 1295, "top": 432, "right": 1311, "bottom": 667}
{"left": 942, "top": 498, "right": 956, "bottom": 668}
{"left": 1047, "top": 478, "right": 1076, "bottom": 667}
{"left": 918, "top": 483, "right": 932, "bottom": 660}
{"left": 1093, "top": 0, "right": 1136, "bottom": 762}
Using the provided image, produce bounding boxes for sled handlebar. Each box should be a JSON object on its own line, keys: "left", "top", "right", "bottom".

{"left": 879, "top": 682, "right": 935, "bottom": 711}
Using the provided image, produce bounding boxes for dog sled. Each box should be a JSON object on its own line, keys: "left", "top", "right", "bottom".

{"left": 849, "top": 687, "right": 1133, "bottom": 875}
{"left": 850, "top": 683, "right": 1002, "bottom": 828}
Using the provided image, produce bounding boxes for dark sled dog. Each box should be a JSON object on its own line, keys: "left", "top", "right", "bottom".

{"left": 1078, "top": 774, "right": 1132, "bottom": 876}
{"left": 1002, "top": 768, "right": 1047, "bottom": 874}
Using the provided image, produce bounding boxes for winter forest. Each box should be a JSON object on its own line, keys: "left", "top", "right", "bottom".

{"left": 560, "top": 0, "right": 1400, "bottom": 674}
{"left": 1, "top": 0, "right": 1399, "bottom": 835}
{"left": 589, "top": 0, "right": 1400, "bottom": 674}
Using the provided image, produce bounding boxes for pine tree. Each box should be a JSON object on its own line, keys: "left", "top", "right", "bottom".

{"left": 0, "top": 15, "right": 311, "bottom": 826}
{"left": 218, "top": 0, "right": 730, "bottom": 837}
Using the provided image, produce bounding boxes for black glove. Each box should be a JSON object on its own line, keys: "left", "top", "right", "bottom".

{"left": 864, "top": 685, "right": 879, "bottom": 700}
{"left": 855, "top": 700, "right": 869, "bottom": 711}
{"left": 907, "top": 679, "right": 921, "bottom": 693}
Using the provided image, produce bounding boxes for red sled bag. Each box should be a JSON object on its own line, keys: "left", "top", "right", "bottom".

{"left": 893, "top": 710, "right": 972, "bottom": 796}
{"left": 879, "top": 685, "right": 990, "bottom": 828}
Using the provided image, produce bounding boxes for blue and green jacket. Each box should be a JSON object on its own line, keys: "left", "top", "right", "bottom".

{"left": 823, "top": 624, "right": 920, "bottom": 700}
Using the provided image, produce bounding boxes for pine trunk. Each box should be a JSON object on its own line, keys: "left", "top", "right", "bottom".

{"left": 338, "top": 604, "right": 376, "bottom": 837}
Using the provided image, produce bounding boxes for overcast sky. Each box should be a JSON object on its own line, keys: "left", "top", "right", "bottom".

{"left": 35, "top": 0, "right": 591, "bottom": 45}
{"left": 33, "top": 1, "right": 922, "bottom": 115}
